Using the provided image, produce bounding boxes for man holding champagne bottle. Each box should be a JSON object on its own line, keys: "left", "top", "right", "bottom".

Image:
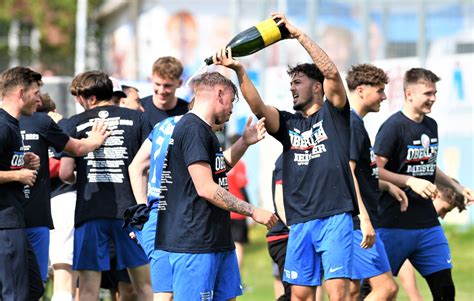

{"left": 215, "top": 12, "right": 363, "bottom": 301}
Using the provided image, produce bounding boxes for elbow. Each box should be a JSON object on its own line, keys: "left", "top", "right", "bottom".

{"left": 59, "top": 169, "right": 74, "bottom": 184}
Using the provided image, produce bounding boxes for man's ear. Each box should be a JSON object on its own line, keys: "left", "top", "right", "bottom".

{"left": 356, "top": 85, "right": 365, "bottom": 98}
{"left": 177, "top": 79, "right": 183, "bottom": 88}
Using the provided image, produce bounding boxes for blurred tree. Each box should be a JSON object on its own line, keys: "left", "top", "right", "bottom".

{"left": 0, "top": 0, "right": 102, "bottom": 75}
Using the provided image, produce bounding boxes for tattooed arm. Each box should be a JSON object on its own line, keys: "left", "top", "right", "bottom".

{"left": 188, "top": 161, "right": 278, "bottom": 228}
{"left": 272, "top": 12, "right": 347, "bottom": 109}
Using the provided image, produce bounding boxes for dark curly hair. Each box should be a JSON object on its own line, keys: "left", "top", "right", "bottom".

{"left": 287, "top": 63, "right": 324, "bottom": 84}
{"left": 346, "top": 64, "right": 388, "bottom": 91}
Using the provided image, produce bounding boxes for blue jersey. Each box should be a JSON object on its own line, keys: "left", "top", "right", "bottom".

{"left": 271, "top": 100, "right": 357, "bottom": 225}
{"left": 147, "top": 116, "right": 183, "bottom": 207}
{"left": 374, "top": 111, "right": 439, "bottom": 229}
{"left": 349, "top": 110, "right": 380, "bottom": 229}
{"left": 155, "top": 113, "right": 234, "bottom": 253}
{"left": 20, "top": 112, "right": 70, "bottom": 228}
{"left": 141, "top": 96, "right": 189, "bottom": 128}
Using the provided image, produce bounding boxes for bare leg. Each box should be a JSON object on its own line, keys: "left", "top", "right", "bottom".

{"left": 127, "top": 264, "right": 153, "bottom": 301}
{"left": 325, "top": 278, "right": 350, "bottom": 301}
{"left": 291, "top": 285, "right": 317, "bottom": 301}
{"left": 117, "top": 281, "right": 138, "bottom": 301}
{"left": 273, "top": 277, "right": 285, "bottom": 299}
{"left": 153, "top": 292, "right": 173, "bottom": 301}
{"left": 398, "top": 260, "right": 423, "bottom": 301}
{"left": 77, "top": 270, "right": 101, "bottom": 300}
{"left": 51, "top": 263, "right": 79, "bottom": 301}
{"left": 366, "top": 272, "right": 398, "bottom": 301}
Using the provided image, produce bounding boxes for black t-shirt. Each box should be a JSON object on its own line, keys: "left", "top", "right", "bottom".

{"left": 271, "top": 100, "right": 357, "bottom": 225}
{"left": 0, "top": 109, "right": 26, "bottom": 229}
{"left": 155, "top": 113, "right": 234, "bottom": 253}
{"left": 141, "top": 96, "right": 189, "bottom": 128}
{"left": 374, "top": 111, "right": 439, "bottom": 229}
{"left": 350, "top": 110, "right": 381, "bottom": 230}
{"left": 66, "top": 106, "right": 151, "bottom": 226}
{"left": 267, "top": 154, "right": 290, "bottom": 237}
{"left": 50, "top": 118, "right": 76, "bottom": 198}
{"left": 20, "top": 113, "right": 70, "bottom": 228}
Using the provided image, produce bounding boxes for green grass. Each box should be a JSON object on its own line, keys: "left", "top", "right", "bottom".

{"left": 240, "top": 224, "right": 474, "bottom": 301}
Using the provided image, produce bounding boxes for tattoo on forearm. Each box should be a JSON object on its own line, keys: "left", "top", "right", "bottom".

{"left": 299, "top": 33, "right": 338, "bottom": 78}
{"left": 213, "top": 187, "right": 254, "bottom": 216}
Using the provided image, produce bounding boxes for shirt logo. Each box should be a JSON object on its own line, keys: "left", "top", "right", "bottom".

{"left": 98, "top": 110, "right": 109, "bottom": 119}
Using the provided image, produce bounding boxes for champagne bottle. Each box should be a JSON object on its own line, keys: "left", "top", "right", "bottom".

{"left": 204, "top": 17, "right": 290, "bottom": 65}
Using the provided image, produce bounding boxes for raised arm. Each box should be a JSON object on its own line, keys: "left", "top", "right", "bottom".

{"left": 272, "top": 12, "right": 347, "bottom": 109}
{"left": 223, "top": 116, "right": 266, "bottom": 168}
{"left": 188, "top": 161, "right": 278, "bottom": 229}
{"left": 214, "top": 48, "right": 281, "bottom": 134}
{"left": 63, "top": 120, "right": 110, "bottom": 157}
{"left": 129, "top": 139, "right": 152, "bottom": 205}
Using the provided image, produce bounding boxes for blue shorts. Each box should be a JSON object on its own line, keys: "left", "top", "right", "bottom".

{"left": 284, "top": 213, "right": 353, "bottom": 286}
{"left": 378, "top": 226, "right": 452, "bottom": 276}
{"left": 169, "top": 251, "right": 242, "bottom": 301}
{"left": 351, "top": 229, "right": 391, "bottom": 280}
{"left": 73, "top": 218, "right": 148, "bottom": 271}
{"left": 26, "top": 226, "right": 50, "bottom": 281}
{"left": 134, "top": 205, "right": 172, "bottom": 293}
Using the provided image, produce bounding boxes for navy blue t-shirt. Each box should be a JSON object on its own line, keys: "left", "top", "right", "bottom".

{"left": 66, "top": 106, "right": 151, "bottom": 226}
{"left": 350, "top": 110, "right": 381, "bottom": 229}
{"left": 141, "top": 96, "right": 189, "bottom": 128}
{"left": 20, "top": 112, "right": 70, "bottom": 228}
{"left": 374, "top": 111, "right": 439, "bottom": 229}
{"left": 271, "top": 100, "right": 357, "bottom": 225}
{"left": 0, "top": 109, "right": 26, "bottom": 229}
{"left": 267, "top": 154, "right": 290, "bottom": 238}
{"left": 155, "top": 113, "right": 234, "bottom": 253}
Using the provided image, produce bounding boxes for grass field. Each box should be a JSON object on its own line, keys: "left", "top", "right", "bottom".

{"left": 240, "top": 224, "right": 474, "bottom": 301}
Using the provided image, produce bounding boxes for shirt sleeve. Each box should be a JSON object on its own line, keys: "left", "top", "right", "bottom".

{"left": 45, "top": 116, "right": 70, "bottom": 153}
{"left": 179, "top": 124, "right": 213, "bottom": 167}
{"left": 373, "top": 118, "right": 399, "bottom": 159}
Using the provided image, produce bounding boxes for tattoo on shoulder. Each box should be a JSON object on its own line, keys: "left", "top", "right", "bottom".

{"left": 213, "top": 186, "right": 254, "bottom": 216}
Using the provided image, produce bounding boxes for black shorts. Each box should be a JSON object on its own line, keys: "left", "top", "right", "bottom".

{"left": 100, "top": 256, "right": 132, "bottom": 289}
{"left": 230, "top": 219, "right": 248, "bottom": 243}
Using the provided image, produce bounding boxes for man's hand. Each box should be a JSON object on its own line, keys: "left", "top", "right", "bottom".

{"left": 406, "top": 177, "right": 437, "bottom": 199}
{"left": 359, "top": 217, "right": 376, "bottom": 249}
{"left": 16, "top": 168, "right": 38, "bottom": 186}
{"left": 24, "top": 152, "right": 40, "bottom": 171}
{"left": 242, "top": 117, "right": 266, "bottom": 146}
{"left": 251, "top": 208, "right": 278, "bottom": 229}
{"left": 462, "top": 187, "right": 474, "bottom": 205}
{"left": 213, "top": 47, "right": 241, "bottom": 70}
{"left": 48, "top": 111, "right": 63, "bottom": 123}
{"left": 387, "top": 182, "right": 409, "bottom": 212}
{"left": 271, "top": 12, "right": 302, "bottom": 39}
{"left": 87, "top": 120, "right": 110, "bottom": 148}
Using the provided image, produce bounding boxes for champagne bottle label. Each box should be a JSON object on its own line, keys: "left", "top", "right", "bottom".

{"left": 255, "top": 18, "right": 282, "bottom": 46}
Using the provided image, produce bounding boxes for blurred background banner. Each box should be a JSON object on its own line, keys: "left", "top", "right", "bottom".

{"left": 1, "top": 0, "right": 472, "bottom": 223}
